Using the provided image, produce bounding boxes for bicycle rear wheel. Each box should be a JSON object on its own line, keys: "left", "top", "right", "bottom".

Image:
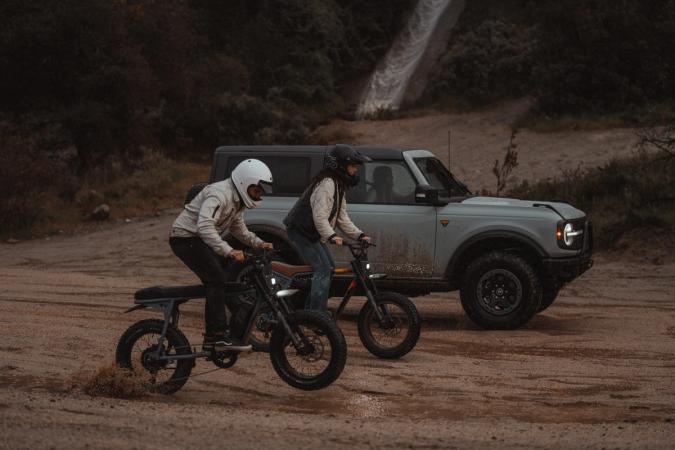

{"left": 115, "top": 319, "right": 193, "bottom": 394}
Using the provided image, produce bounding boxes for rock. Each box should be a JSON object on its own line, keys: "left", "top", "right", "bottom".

{"left": 6, "top": 238, "right": 20, "bottom": 244}
{"left": 92, "top": 204, "right": 110, "bottom": 221}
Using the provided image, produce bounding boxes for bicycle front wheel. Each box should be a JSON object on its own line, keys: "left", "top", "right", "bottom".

{"left": 269, "top": 311, "right": 347, "bottom": 390}
{"left": 357, "top": 292, "right": 420, "bottom": 359}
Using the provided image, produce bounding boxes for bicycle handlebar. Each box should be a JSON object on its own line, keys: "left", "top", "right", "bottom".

{"left": 346, "top": 241, "right": 376, "bottom": 249}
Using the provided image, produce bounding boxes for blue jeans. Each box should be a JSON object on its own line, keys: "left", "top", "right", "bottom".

{"left": 287, "top": 229, "right": 335, "bottom": 312}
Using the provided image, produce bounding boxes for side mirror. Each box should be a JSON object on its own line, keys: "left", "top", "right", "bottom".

{"left": 415, "top": 185, "right": 450, "bottom": 206}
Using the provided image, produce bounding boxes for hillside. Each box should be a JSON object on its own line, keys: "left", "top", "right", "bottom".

{"left": 316, "top": 99, "right": 642, "bottom": 193}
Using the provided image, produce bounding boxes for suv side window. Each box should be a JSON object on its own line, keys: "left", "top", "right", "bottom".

{"left": 347, "top": 161, "right": 417, "bottom": 205}
{"left": 226, "top": 156, "right": 311, "bottom": 196}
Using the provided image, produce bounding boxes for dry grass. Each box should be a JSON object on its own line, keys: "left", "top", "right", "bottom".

{"left": 3, "top": 150, "right": 210, "bottom": 240}
{"left": 66, "top": 364, "right": 151, "bottom": 399}
{"left": 308, "top": 121, "right": 356, "bottom": 145}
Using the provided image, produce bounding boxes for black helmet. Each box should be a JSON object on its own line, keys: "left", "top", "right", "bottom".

{"left": 325, "top": 144, "right": 371, "bottom": 187}
{"left": 326, "top": 144, "right": 371, "bottom": 170}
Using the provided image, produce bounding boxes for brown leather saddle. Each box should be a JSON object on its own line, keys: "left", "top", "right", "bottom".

{"left": 270, "top": 261, "right": 352, "bottom": 277}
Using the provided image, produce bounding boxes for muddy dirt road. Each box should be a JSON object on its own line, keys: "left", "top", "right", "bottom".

{"left": 1, "top": 211, "right": 674, "bottom": 449}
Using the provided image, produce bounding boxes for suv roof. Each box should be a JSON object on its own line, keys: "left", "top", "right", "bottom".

{"left": 214, "top": 145, "right": 420, "bottom": 160}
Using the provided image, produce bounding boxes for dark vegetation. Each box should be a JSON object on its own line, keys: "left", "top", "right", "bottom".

{"left": 0, "top": 0, "right": 412, "bottom": 234}
{"left": 425, "top": 0, "right": 675, "bottom": 120}
{"left": 508, "top": 127, "right": 675, "bottom": 248}
{"left": 2, "top": 0, "right": 673, "bottom": 240}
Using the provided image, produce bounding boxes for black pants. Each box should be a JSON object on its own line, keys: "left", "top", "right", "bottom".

{"left": 169, "top": 236, "right": 238, "bottom": 335}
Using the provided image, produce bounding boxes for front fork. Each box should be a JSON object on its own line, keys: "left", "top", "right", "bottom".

{"left": 253, "top": 276, "right": 308, "bottom": 350}
{"left": 333, "top": 260, "right": 386, "bottom": 322}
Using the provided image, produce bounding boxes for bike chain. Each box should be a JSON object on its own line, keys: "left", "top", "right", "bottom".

{"left": 148, "top": 344, "right": 234, "bottom": 384}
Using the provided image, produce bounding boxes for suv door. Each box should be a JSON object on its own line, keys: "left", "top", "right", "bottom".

{"left": 338, "top": 160, "right": 438, "bottom": 277}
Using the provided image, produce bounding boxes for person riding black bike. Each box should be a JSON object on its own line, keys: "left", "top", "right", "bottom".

{"left": 283, "top": 144, "right": 372, "bottom": 314}
{"left": 169, "top": 159, "right": 274, "bottom": 351}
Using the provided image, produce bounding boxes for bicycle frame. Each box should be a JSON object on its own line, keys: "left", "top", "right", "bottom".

{"left": 125, "top": 250, "right": 303, "bottom": 363}
{"left": 273, "top": 242, "right": 389, "bottom": 322}
{"left": 334, "top": 243, "right": 388, "bottom": 322}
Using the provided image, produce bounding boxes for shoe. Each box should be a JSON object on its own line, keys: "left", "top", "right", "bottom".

{"left": 202, "top": 332, "right": 252, "bottom": 353}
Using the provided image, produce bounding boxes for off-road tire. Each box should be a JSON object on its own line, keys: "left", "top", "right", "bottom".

{"left": 269, "top": 311, "right": 347, "bottom": 390}
{"left": 538, "top": 276, "right": 562, "bottom": 312}
{"left": 460, "top": 252, "right": 542, "bottom": 330}
{"left": 357, "top": 292, "right": 420, "bottom": 359}
{"left": 115, "top": 319, "right": 193, "bottom": 395}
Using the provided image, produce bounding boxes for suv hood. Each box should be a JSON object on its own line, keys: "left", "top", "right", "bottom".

{"left": 461, "top": 196, "right": 585, "bottom": 220}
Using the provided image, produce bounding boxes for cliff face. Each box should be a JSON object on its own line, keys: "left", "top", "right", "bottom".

{"left": 401, "top": 0, "right": 465, "bottom": 108}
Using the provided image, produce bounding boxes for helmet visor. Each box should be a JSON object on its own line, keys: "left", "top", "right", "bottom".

{"left": 350, "top": 152, "right": 371, "bottom": 164}
{"left": 259, "top": 180, "right": 274, "bottom": 195}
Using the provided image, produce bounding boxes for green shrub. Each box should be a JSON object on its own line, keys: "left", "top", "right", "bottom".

{"left": 531, "top": 0, "right": 675, "bottom": 115}
{"left": 427, "top": 20, "right": 538, "bottom": 104}
{"left": 0, "top": 135, "right": 63, "bottom": 233}
{"left": 425, "top": 0, "right": 675, "bottom": 117}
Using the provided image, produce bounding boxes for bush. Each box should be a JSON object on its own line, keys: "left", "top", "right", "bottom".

{"left": 531, "top": 0, "right": 675, "bottom": 115}
{"left": 0, "top": 135, "right": 63, "bottom": 233}
{"left": 425, "top": 0, "right": 675, "bottom": 117}
{"left": 427, "top": 20, "right": 538, "bottom": 104}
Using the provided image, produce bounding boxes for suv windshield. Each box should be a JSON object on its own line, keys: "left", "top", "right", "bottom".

{"left": 414, "top": 158, "right": 471, "bottom": 196}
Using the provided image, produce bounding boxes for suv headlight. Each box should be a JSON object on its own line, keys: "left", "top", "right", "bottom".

{"left": 557, "top": 220, "right": 585, "bottom": 249}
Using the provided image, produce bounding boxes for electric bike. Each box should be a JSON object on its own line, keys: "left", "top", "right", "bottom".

{"left": 238, "top": 241, "right": 420, "bottom": 359}
{"left": 115, "top": 249, "right": 347, "bottom": 394}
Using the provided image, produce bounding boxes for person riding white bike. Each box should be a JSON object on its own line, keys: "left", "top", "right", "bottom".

{"left": 169, "top": 159, "right": 274, "bottom": 351}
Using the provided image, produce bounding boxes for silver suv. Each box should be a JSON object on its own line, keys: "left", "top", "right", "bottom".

{"left": 210, "top": 146, "right": 593, "bottom": 329}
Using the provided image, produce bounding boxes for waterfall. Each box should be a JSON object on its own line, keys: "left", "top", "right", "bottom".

{"left": 356, "top": 0, "right": 452, "bottom": 119}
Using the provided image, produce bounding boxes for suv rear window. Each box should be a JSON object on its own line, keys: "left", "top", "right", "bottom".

{"left": 226, "top": 156, "right": 311, "bottom": 196}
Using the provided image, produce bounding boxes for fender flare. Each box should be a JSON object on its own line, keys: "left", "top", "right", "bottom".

{"left": 445, "top": 230, "right": 548, "bottom": 280}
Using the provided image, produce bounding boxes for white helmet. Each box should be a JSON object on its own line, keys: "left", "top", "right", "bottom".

{"left": 231, "top": 159, "right": 273, "bottom": 209}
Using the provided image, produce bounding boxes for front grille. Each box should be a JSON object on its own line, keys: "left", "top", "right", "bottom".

{"left": 583, "top": 221, "right": 594, "bottom": 254}
{"left": 568, "top": 217, "right": 586, "bottom": 251}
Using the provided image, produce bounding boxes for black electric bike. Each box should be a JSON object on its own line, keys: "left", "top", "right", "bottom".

{"left": 238, "top": 241, "right": 420, "bottom": 359}
{"left": 115, "top": 249, "right": 347, "bottom": 394}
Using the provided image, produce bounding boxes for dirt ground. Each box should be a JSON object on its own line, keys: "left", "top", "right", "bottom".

{"left": 1, "top": 210, "right": 674, "bottom": 449}
{"left": 319, "top": 98, "right": 644, "bottom": 194}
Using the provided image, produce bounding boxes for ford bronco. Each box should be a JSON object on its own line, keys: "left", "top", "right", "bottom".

{"left": 208, "top": 146, "right": 593, "bottom": 330}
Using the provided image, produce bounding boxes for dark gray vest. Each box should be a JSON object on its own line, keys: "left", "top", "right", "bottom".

{"left": 284, "top": 178, "right": 344, "bottom": 243}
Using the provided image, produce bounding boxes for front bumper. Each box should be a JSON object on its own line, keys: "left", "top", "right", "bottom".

{"left": 542, "top": 253, "right": 593, "bottom": 282}
{"left": 544, "top": 219, "right": 594, "bottom": 282}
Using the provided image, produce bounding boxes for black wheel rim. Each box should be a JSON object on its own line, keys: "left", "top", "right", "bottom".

{"left": 365, "top": 301, "right": 410, "bottom": 349}
{"left": 476, "top": 269, "right": 522, "bottom": 316}
{"left": 130, "top": 332, "right": 179, "bottom": 387}
{"left": 283, "top": 325, "right": 331, "bottom": 379}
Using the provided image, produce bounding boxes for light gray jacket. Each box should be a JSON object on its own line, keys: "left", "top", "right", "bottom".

{"left": 310, "top": 178, "right": 363, "bottom": 243}
{"left": 170, "top": 179, "right": 263, "bottom": 256}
